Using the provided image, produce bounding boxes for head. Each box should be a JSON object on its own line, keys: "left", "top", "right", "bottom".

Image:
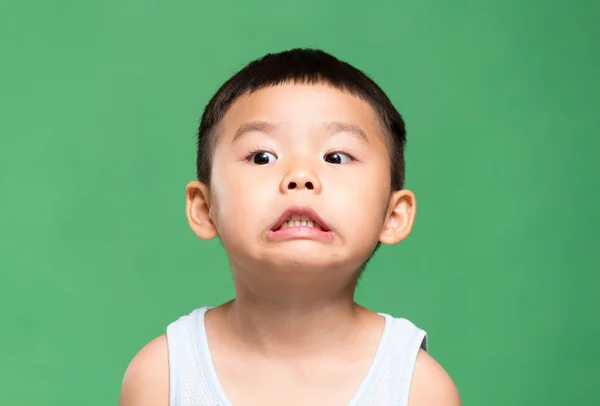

{"left": 186, "top": 49, "right": 416, "bottom": 288}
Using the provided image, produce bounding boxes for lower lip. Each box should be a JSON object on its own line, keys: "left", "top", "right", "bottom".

{"left": 267, "top": 226, "right": 333, "bottom": 240}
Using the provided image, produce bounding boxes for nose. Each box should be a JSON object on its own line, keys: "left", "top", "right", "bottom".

{"left": 280, "top": 166, "right": 322, "bottom": 194}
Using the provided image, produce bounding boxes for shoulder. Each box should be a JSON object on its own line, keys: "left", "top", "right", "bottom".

{"left": 119, "top": 334, "right": 169, "bottom": 406}
{"left": 408, "top": 349, "right": 461, "bottom": 406}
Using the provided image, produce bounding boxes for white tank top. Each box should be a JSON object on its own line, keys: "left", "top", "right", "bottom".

{"left": 166, "top": 307, "right": 427, "bottom": 406}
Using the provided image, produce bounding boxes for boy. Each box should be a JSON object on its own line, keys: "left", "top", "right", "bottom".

{"left": 120, "top": 48, "right": 460, "bottom": 406}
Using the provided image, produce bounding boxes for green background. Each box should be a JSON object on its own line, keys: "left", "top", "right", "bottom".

{"left": 1, "top": 1, "right": 598, "bottom": 405}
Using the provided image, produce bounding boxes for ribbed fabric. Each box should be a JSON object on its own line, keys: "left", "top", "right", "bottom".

{"left": 166, "top": 307, "right": 427, "bottom": 406}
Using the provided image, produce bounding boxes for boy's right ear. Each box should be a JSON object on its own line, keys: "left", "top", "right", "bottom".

{"left": 185, "top": 181, "right": 218, "bottom": 240}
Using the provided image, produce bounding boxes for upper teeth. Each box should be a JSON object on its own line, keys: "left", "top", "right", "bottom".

{"left": 280, "top": 214, "right": 322, "bottom": 229}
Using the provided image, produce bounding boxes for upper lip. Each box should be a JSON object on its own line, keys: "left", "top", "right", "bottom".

{"left": 270, "top": 206, "right": 331, "bottom": 231}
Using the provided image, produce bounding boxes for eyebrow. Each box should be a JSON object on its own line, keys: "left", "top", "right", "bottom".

{"left": 232, "top": 121, "right": 278, "bottom": 143}
{"left": 231, "top": 120, "right": 369, "bottom": 143}
{"left": 323, "top": 121, "right": 369, "bottom": 143}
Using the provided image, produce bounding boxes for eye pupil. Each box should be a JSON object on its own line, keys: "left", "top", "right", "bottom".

{"left": 325, "top": 153, "right": 342, "bottom": 164}
{"left": 253, "top": 152, "right": 271, "bottom": 165}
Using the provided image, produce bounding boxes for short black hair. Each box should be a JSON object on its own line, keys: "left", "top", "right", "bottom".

{"left": 196, "top": 48, "right": 408, "bottom": 191}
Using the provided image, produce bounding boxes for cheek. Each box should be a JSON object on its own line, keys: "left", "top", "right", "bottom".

{"left": 326, "top": 168, "right": 390, "bottom": 230}
{"left": 210, "top": 165, "right": 277, "bottom": 235}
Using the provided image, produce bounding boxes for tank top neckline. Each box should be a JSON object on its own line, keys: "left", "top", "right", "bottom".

{"left": 194, "top": 306, "right": 394, "bottom": 406}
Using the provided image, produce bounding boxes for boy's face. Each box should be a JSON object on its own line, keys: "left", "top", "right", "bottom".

{"left": 187, "top": 83, "right": 415, "bottom": 276}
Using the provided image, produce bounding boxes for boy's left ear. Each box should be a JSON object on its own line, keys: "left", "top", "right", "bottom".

{"left": 379, "top": 190, "right": 417, "bottom": 245}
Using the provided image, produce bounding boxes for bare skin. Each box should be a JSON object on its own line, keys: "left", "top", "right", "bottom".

{"left": 120, "top": 84, "right": 461, "bottom": 406}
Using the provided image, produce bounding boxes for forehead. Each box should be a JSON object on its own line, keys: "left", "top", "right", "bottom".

{"left": 217, "top": 83, "right": 386, "bottom": 140}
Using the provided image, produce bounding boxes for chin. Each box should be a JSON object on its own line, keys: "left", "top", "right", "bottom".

{"left": 266, "top": 249, "right": 349, "bottom": 273}
{"left": 275, "top": 259, "right": 333, "bottom": 272}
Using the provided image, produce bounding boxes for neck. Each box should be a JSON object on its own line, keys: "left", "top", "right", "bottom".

{"left": 220, "top": 263, "right": 368, "bottom": 357}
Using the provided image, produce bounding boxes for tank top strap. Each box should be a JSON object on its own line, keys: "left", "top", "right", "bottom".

{"left": 351, "top": 314, "right": 427, "bottom": 406}
{"left": 388, "top": 316, "right": 428, "bottom": 406}
{"left": 166, "top": 307, "right": 227, "bottom": 406}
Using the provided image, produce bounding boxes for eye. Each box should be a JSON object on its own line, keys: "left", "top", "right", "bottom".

{"left": 249, "top": 151, "right": 277, "bottom": 165}
{"left": 324, "top": 151, "right": 353, "bottom": 164}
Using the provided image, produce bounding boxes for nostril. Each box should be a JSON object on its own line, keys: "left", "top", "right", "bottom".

{"left": 288, "top": 182, "right": 297, "bottom": 189}
{"left": 305, "top": 182, "right": 314, "bottom": 190}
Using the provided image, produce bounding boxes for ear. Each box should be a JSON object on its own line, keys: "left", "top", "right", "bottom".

{"left": 186, "top": 180, "right": 218, "bottom": 240}
{"left": 379, "top": 189, "right": 417, "bottom": 245}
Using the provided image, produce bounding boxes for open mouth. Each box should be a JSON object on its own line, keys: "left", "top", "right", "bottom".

{"left": 277, "top": 214, "right": 325, "bottom": 231}
{"left": 270, "top": 208, "right": 331, "bottom": 233}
